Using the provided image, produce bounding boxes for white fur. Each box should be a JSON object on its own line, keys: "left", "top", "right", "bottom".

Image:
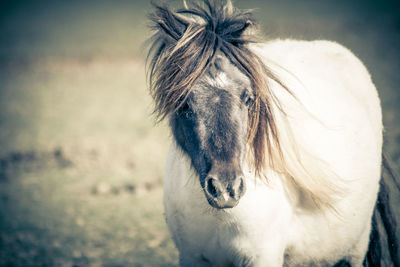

{"left": 163, "top": 39, "right": 383, "bottom": 266}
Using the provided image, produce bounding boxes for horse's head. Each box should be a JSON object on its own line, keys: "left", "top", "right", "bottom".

{"left": 170, "top": 55, "right": 251, "bottom": 208}
{"left": 148, "top": 0, "right": 283, "bottom": 209}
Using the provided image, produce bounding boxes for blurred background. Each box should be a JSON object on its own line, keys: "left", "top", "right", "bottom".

{"left": 0, "top": 0, "right": 399, "bottom": 266}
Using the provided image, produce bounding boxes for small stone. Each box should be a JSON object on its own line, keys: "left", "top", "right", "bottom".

{"left": 111, "top": 186, "right": 120, "bottom": 195}
{"left": 144, "top": 182, "right": 155, "bottom": 191}
{"left": 135, "top": 185, "right": 146, "bottom": 196}
{"left": 91, "top": 187, "right": 98, "bottom": 195}
{"left": 53, "top": 147, "right": 63, "bottom": 158}
{"left": 96, "top": 182, "right": 111, "bottom": 194}
{"left": 123, "top": 184, "right": 135, "bottom": 193}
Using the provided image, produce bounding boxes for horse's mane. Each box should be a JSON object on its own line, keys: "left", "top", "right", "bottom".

{"left": 147, "top": 0, "right": 290, "bottom": 176}
{"left": 147, "top": 0, "right": 345, "bottom": 208}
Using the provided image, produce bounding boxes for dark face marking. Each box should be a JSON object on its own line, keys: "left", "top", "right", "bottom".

{"left": 202, "top": 86, "right": 238, "bottom": 161}
{"left": 170, "top": 56, "right": 252, "bottom": 209}
{"left": 170, "top": 98, "right": 212, "bottom": 178}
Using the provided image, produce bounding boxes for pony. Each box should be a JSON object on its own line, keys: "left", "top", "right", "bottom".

{"left": 146, "top": 0, "right": 399, "bottom": 266}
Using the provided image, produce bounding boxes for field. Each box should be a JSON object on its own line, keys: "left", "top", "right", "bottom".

{"left": 0, "top": 0, "right": 399, "bottom": 266}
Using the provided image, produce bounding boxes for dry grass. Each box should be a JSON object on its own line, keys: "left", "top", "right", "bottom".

{"left": 0, "top": 57, "right": 177, "bottom": 266}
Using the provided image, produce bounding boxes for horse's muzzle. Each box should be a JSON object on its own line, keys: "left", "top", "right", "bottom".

{"left": 204, "top": 175, "right": 246, "bottom": 209}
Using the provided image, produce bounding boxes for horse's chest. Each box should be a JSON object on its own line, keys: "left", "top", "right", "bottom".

{"left": 165, "top": 190, "right": 238, "bottom": 261}
{"left": 164, "top": 174, "right": 292, "bottom": 265}
{"left": 168, "top": 206, "right": 259, "bottom": 265}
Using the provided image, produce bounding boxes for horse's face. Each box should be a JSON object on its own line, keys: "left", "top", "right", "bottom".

{"left": 170, "top": 56, "right": 251, "bottom": 209}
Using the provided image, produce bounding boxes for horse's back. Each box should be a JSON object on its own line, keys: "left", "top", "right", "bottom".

{"left": 255, "top": 39, "right": 382, "bottom": 139}
{"left": 254, "top": 39, "right": 382, "bottom": 181}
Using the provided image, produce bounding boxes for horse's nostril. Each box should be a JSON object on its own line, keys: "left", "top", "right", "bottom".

{"left": 204, "top": 175, "right": 245, "bottom": 208}
{"left": 239, "top": 177, "right": 245, "bottom": 192}
{"left": 206, "top": 177, "right": 221, "bottom": 198}
{"left": 232, "top": 176, "right": 246, "bottom": 199}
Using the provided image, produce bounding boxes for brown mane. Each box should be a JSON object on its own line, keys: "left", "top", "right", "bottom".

{"left": 147, "top": 0, "right": 291, "bottom": 176}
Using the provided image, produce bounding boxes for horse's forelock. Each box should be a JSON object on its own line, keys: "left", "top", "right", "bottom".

{"left": 147, "top": 0, "right": 290, "bottom": 177}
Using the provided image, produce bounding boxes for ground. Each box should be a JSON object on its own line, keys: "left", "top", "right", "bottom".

{"left": 0, "top": 0, "right": 399, "bottom": 266}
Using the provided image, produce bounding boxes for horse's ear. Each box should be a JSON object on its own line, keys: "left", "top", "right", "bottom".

{"left": 228, "top": 20, "right": 253, "bottom": 39}
{"left": 217, "top": 11, "right": 256, "bottom": 46}
{"left": 150, "top": 3, "right": 190, "bottom": 44}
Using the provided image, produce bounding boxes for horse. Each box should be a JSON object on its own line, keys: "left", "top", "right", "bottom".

{"left": 146, "top": 1, "right": 399, "bottom": 266}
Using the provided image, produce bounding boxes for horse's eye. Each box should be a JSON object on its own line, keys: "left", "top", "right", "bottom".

{"left": 178, "top": 103, "right": 193, "bottom": 119}
{"left": 181, "top": 103, "right": 189, "bottom": 112}
{"left": 240, "top": 90, "right": 253, "bottom": 106}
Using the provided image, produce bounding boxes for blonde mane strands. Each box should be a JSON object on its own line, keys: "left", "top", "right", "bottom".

{"left": 147, "top": 0, "right": 292, "bottom": 178}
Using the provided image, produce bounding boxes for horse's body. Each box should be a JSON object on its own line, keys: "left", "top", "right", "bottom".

{"left": 147, "top": 1, "right": 385, "bottom": 266}
{"left": 164, "top": 39, "right": 382, "bottom": 266}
